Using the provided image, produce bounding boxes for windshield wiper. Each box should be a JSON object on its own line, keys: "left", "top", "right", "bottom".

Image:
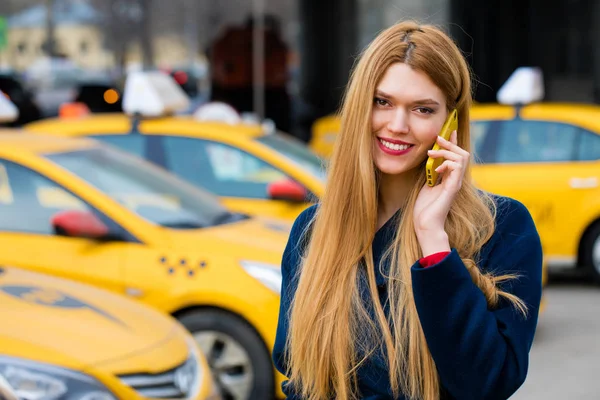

{"left": 160, "top": 220, "right": 206, "bottom": 229}
{"left": 162, "top": 212, "right": 243, "bottom": 229}
{"left": 212, "top": 211, "right": 252, "bottom": 226}
{"left": 212, "top": 211, "right": 235, "bottom": 226}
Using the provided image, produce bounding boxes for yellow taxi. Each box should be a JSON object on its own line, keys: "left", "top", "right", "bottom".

{"left": 0, "top": 265, "right": 219, "bottom": 399}
{"left": 25, "top": 72, "right": 325, "bottom": 223}
{"left": 0, "top": 91, "right": 291, "bottom": 399}
{"left": 469, "top": 103, "right": 600, "bottom": 282}
{"left": 0, "top": 130, "right": 288, "bottom": 399}
{"left": 310, "top": 113, "right": 341, "bottom": 160}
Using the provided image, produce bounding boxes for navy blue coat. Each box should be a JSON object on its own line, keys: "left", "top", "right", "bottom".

{"left": 273, "top": 196, "right": 543, "bottom": 399}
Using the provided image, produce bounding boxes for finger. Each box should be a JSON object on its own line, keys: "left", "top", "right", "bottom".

{"left": 427, "top": 149, "right": 462, "bottom": 162}
{"left": 450, "top": 129, "right": 458, "bottom": 145}
{"left": 437, "top": 133, "right": 470, "bottom": 158}
{"left": 435, "top": 160, "right": 464, "bottom": 190}
{"left": 435, "top": 160, "right": 465, "bottom": 184}
{"left": 435, "top": 159, "right": 462, "bottom": 174}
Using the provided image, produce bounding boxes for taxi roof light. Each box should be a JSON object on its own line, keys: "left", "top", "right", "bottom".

{"left": 193, "top": 102, "right": 277, "bottom": 134}
{"left": 123, "top": 71, "right": 190, "bottom": 117}
{"left": 261, "top": 118, "right": 276, "bottom": 135}
{"left": 193, "top": 102, "right": 241, "bottom": 124}
{"left": 497, "top": 67, "right": 545, "bottom": 105}
{"left": 241, "top": 112, "right": 264, "bottom": 124}
{"left": 0, "top": 93, "right": 19, "bottom": 123}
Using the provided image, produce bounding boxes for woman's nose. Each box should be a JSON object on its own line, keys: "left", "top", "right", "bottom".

{"left": 387, "top": 109, "right": 410, "bottom": 134}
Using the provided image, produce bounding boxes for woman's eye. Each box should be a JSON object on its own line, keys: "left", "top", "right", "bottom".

{"left": 415, "top": 107, "right": 434, "bottom": 114}
{"left": 374, "top": 97, "right": 389, "bottom": 107}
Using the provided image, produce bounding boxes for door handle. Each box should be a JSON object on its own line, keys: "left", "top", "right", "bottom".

{"left": 569, "top": 177, "right": 598, "bottom": 189}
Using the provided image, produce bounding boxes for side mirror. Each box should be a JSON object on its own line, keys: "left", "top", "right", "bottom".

{"left": 267, "top": 179, "right": 308, "bottom": 203}
{"left": 51, "top": 210, "right": 110, "bottom": 240}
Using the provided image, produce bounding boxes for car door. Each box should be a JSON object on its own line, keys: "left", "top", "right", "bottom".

{"left": 156, "top": 135, "right": 312, "bottom": 220}
{"left": 0, "top": 159, "right": 126, "bottom": 293}
{"left": 471, "top": 118, "right": 599, "bottom": 260}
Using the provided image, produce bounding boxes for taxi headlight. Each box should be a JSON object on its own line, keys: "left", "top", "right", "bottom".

{"left": 240, "top": 261, "right": 282, "bottom": 295}
{"left": 185, "top": 334, "right": 221, "bottom": 400}
{"left": 178, "top": 336, "right": 202, "bottom": 399}
{"left": 0, "top": 356, "right": 116, "bottom": 400}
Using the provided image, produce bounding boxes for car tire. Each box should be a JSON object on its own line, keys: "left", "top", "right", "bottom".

{"left": 581, "top": 222, "right": 600, "bottom": 284}
{"left": 178, "top": 309, "right": 275, "bottom": 400}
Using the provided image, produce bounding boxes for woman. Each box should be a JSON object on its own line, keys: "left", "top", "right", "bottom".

{"left": 273, "top": 21, "right": 543, "bottom": 400}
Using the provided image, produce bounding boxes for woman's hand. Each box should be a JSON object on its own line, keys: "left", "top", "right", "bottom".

{"left": 413, "top": 130, "right": 470, "bottom": 256}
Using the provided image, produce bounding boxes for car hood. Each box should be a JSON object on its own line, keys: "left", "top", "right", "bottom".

{"left": 0, "top": 267, "right": 178, "bottom": 367}
{"left": 166, "top": 215, "right": 291, "bottom": 258}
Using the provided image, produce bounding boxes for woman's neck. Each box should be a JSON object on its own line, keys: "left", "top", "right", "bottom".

{"left": 377, "top": 169, "right": 418, "bottom": 229}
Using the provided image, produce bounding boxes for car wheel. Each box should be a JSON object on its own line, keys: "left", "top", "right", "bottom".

{"left": 582, "top": 223, "right": 600, "bottom": 283}
{"left": 178, "top": 309, "right": 275, "bottom": 400}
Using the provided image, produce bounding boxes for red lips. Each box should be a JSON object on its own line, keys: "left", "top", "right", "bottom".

{"left": 377, "top": 137, "right": 414, "bottom": 145}
{"left": 376, "top": 138, "right": 414, "bottom": 156}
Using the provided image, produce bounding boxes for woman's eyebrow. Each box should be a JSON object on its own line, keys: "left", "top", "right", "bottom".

{"left": 413, "top": 98, "right": 440, "bottom": 105}
{"left": 374, "top": 90, "right": 440, "bottom": 106}
{"left": 374, "top": 90, "right": 393, "bottom": 99}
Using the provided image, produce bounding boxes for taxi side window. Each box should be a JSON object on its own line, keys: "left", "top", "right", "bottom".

{"left": 470, "top": 120, "right": 494, "bottom": 164}
{"left": 0, "top": 160, "right": 90, "bottom": 234}
{"left": 495, "top": 120, "right": 578, "bottom": 163}
{"left": 161, "top": 136, "right": 289, "bottom": 199}
{"left": 577, "top": 130, "right": 600, "bottom": 161}
{"left": 90, "top": 134, "right": 147, "bottom": 158}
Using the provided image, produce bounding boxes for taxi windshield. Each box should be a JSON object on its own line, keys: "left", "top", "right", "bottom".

{"left": 45, "top": 147, "right": 234, "bottom": 229}
{"left": 255, "top": 133, "right": 327, "bottom": 182}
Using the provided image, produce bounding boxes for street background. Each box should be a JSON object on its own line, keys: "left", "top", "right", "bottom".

{"left": 513, "top": 272, "right": 600, "bottom": 399}
{"left": 3, "top": 0, "right": 597, "bottom": 141}
{"left": 0, "top": 1, "right": 598, "bottom": 399}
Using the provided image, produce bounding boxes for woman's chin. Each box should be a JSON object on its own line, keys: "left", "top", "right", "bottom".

{"left": 375, "top": 158, "right": 424, "bottom": 177}
{"left": 375, "top": 161, "right": 411, "bottom": 176}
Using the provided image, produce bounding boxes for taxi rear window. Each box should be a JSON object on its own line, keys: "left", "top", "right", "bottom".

{"left": 90, "top": 134, "right": 146, "bottom": 158}
{"left": 255, "top": 133, "right": 326, "bottom": 182}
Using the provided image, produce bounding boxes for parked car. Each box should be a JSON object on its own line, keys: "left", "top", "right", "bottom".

{"left": 0, "top": 265, "right": 220, "bottom": 399}
{"left": 0, "top": 131, "right": 290, "bottom": 399}
{"left": 0, "top": 72, "right": 41, "bottom": 126}
{"left": 25, "top": 72, "right": 325, "bottom": 223}
{"left": 22, "top": 57, "right": 121, "bottom": 118}
{"left": 0, "top": 93, "right": 290, "bottom": 399}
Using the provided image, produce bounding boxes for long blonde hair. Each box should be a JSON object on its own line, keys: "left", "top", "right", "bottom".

{"left": 286, "top": 21, "right": 527, "bottom": 400}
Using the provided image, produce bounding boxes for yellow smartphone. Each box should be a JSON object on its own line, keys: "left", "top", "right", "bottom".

{"left": 425, "top": 109, "right": 458, "bottom": 187}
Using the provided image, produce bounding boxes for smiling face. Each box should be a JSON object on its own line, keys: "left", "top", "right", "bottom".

{"left": 372, "top": 62, "right": 449, "bottom": 176}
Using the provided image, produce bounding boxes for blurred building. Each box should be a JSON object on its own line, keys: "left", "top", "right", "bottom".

{"left": 2, "top": 0, "right": 112, "bottom": 71}
{"left": 0, "top": 0, "right": 215, "bottom": 73}
{"left": 450, "top": 0, "right": 598, "bottom": 104}
{"left": 297, "top": 0, "right": 600, "bottom": 140}
{"left": 353, "top": 0, "right": 599, "bottom": 105}
{"left": 0, "top": 0, "right": 599, "bottom": 138}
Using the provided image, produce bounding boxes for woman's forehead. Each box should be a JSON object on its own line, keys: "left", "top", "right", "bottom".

{"left": 376, "top": 63, "right": 445, "bottom": 104}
